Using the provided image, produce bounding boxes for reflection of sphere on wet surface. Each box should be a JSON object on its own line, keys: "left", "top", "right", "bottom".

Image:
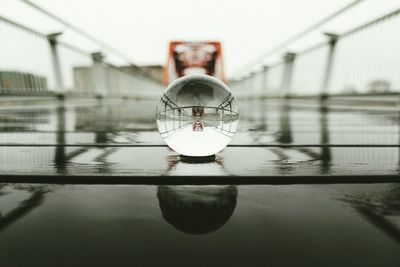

{"left": 157, "top": 185, "right": 237, "bottom": 235}
{"left": 156, "top": 74, "right": 239, "bottom": 157}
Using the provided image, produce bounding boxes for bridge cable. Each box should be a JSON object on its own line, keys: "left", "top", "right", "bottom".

{"left": 234, "top": 0, "right": 366, "bottom": 78}
{"left": 20, "top": 0, "right": 154, "bottom": 79}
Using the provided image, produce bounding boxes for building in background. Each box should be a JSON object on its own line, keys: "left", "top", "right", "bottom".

{"left": 73, "top": 65, "right": 163, "bottom": 95}
{"left": 0, "top": 71, "right": 48, "bottom": 94}
{"left": 120, "top": 65, "right": 163, "bottom": 83}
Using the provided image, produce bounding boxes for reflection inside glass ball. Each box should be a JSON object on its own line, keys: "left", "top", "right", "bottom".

{"left": 156, "top": 74, "right": 239, "bottom": 157}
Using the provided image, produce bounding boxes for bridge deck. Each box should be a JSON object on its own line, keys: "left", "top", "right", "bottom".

{"left": 0, "top": 98, "right": 399, "bottom": 178}
{"left": 0, "top": 98, "right": 399, "bottom": 266}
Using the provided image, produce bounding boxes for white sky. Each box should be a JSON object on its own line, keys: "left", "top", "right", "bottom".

{"left": 1, "top": 0, "right": 400, "bottom": 78}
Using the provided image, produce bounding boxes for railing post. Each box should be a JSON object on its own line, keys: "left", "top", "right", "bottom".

{"left": 281, "top": 52, "right": 296, "bottom": 98}
{"left": 91, "top": 52, "right": 108, "bottom": 98}
{"left": 319, "top": 105, "right": 331, "bottom": 173}
{"left": 249, "top": 72, "right": 254, "bottom": 98}
{"left": 262, "top": 65, "right": 269, "bottom": 98}
{"left": 250, "top": 72, "right": 257, "bottom": 99}
{"left": 242, "top": 75, "right": 248, "bottom": 99}
{"left": 47, "top": 32, "right": 64, "bottom": 98}
{"left": 320, "top": 33, "right": 339, "bottom": 100}
{"left": 236, "top": 78, "right": 244, "bottom": 99}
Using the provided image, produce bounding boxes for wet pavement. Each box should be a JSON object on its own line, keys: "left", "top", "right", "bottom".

{"left": 0, "top": 183, "right": 399, "bottom": 266}
{"left": 0, "top": 98, "right": 400, "bottom": 266}
{"left": 1, "top": 98, "right": 400, "bottom": 177}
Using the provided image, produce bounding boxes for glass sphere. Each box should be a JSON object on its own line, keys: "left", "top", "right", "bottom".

{"left": 156, "top": 74, "right": 239, "bottom": 157}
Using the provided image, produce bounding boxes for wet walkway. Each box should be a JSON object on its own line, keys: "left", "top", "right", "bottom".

{"left": 0, "top": 98, "right": 400, "bottom": 179}
{"left": 0, "top": 98, "right": 399, "bottom": 266}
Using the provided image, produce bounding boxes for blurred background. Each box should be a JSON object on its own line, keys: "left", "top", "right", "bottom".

{"left": 1, "top": 0, "right": 400, "bottom": 98}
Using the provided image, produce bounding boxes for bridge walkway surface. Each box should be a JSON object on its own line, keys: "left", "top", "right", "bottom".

{"left": 0, "top": 97, "right": 399, "bottom": 266}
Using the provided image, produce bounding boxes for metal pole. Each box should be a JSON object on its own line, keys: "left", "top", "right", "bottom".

{"left": 320, "top": 33, "right": 339, "bottom": 100}
{"left": 91, "top": 52, "right": 109, "bottom": 98}
{"left": 319, "top": 105, "right": 331, "bottom": 174}
{"left": 248, "top": 73, "right": 254, "bottom": 99}
{"left": 47, "top": 32, "right": 64, "bottom": 98}
{"left": 250, "top": 72, "right": 257, "bottom": 99}
{"left": 262, "top": 65, "right": 269, "bottom": 98}
{"left": 281, "top": 52, "right": 296, "bottom": 98}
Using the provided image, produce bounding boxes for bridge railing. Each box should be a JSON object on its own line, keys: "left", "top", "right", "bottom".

{"left": 231, "top": 7, "right": 400, "bottom": 100}
{"left": 0, "top": 15, "right": 163, "bottom": 98}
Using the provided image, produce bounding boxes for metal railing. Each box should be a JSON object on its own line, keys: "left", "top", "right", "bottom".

{"left": 0, "top": 12, "right": 163, "bottom": 98}
{"left": 231, "top": 5, "right": 400, "bottom": 99}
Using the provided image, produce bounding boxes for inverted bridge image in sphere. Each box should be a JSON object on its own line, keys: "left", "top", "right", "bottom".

{"left": 156, "top": 74, "right": 239, "bottom": 157}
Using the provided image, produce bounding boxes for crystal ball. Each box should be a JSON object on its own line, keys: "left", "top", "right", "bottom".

{"left": 156, "top": 74, "right": 239, "bottom": 157}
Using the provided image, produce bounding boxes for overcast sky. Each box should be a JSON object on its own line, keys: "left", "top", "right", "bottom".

{"left": 1, "top": 0, "right": 399, "bottom": 77}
